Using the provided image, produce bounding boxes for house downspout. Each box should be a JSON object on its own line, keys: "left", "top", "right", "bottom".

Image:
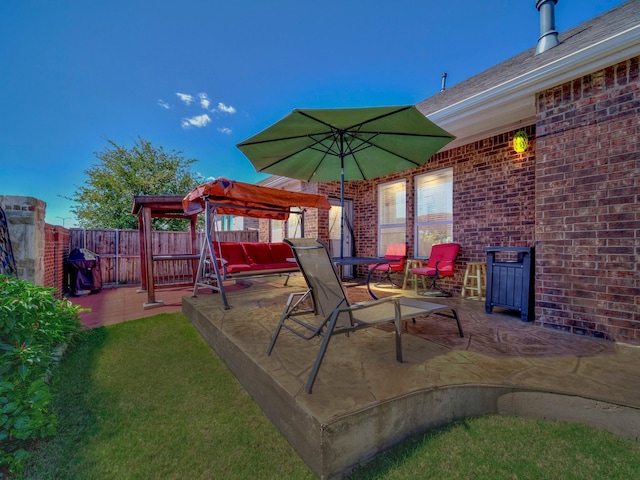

{"left": 535, "top": 0, "right": 560, "bottom": 55}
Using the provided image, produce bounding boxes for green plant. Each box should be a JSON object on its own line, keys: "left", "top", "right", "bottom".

{"left": 21, "top": 313, "right": 314, "bottom": 479}
{"left": 0, "top": 274, "right": 83, "bottom": 474}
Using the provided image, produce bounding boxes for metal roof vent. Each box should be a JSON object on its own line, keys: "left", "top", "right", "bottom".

{"left": 535, "top": 0, "right": 560, "bottom": 55}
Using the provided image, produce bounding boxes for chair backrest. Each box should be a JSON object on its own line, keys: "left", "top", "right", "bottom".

{"left": 427, "top": 243, "right": 460, "bottom": 274}
{"left": 384, "top": 243, "right": 407, "bottom": 260}
{"left": 383, "top": 243, "right": 407, "bottom": 270}
{"left": 285, "top": 238, "right": 353, "bottom": 327}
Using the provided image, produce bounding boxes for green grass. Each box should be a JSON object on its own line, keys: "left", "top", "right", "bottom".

{"left": 20, "top": 313, "right": 314, "bottom": 480}
{"left": 350, "top": 416, "right": 640, "bottom": 480}
{"left": 18, "top": 313, "right": 640, "bottom": 479}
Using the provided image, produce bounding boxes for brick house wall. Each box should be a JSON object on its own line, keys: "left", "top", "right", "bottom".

{"left": 347, "top": 127, "right": 537, "bottom": 294}
{"left": 344, "top": 57, "right": 639, "bottom": 344}
{"left": 43, "top": 224, "right": 70, "bottom": 299}
{"left": 316, "top": 58, "right": 639, "bottom": 345}
{"left": 258, "top": 218, "right": 270, "bottom": 242}
{"left": 301, "top": 182, "right": 326, "bottom": 239}
{"left": 535, "top": 57, "right": 640, "bottom": 343}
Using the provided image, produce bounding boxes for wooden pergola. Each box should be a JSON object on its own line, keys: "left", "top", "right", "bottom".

{"left": 131, "top": 195, "right": 199, "bottom": 308}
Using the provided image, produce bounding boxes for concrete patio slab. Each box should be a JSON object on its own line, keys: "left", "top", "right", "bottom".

{"left": 181, "top": 275, "right": 640, "bottom": 479}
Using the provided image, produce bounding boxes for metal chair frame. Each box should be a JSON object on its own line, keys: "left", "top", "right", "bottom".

{"left": 267, "top": 238, "right": 463, "bottom": 393}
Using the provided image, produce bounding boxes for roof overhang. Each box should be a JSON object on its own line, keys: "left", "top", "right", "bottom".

{"left": 427, "top": 24, "right": 640, "bottom": 150}
{"left": 257, "top": 175, "right": 304, "bottom": 192}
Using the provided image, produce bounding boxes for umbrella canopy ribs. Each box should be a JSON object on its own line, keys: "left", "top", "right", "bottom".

{"left": 237, "top": 105, "right": 455, "bottom": 258}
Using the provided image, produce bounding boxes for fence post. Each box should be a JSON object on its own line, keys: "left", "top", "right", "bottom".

{"left": 114, "top": 228, "right": 119, "bottom": 286}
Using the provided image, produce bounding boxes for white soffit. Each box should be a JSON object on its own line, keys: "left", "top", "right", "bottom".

{"left": 258, "top": 175, "right": 303, "bottom": 192}
{"left": 430, "top": 24, "right": 640, "bottom": 150}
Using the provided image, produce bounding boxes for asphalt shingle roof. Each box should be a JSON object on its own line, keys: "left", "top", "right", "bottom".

{"left": 417, "top": 0, "right": 640, "bottom": 115}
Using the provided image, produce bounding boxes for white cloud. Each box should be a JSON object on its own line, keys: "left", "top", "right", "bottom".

{"left": 217, "top": 102, "right": 236, "bottom": 114}
{"left": 198, "top": 93, "right": 210, "bottom": 110}
{"left": 181, "top": 114, "right": 211, "bottom": 128}
{"left": 169, "top": 91, "right": 235, "bottom": 129}
{"left": 176, "top": 92, "right": 194, "bottom": 105}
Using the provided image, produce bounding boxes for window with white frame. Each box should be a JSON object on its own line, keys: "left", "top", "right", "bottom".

{"left": 378, "top": 180, "right": 406, "bottom": 256}
{"left": 415, "top": 168, "right": 453, "bottom": 258}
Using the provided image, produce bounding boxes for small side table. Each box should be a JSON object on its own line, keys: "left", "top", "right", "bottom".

{"left": 402, "top": 259, "right": 424, "bottom": 290}
{"left": 461, "top": 261, "right": 487, "bottom": 300}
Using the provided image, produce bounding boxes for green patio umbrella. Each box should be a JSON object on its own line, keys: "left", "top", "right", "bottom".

{"left": 237, "top": 105, "right": 455, "bottom": 258}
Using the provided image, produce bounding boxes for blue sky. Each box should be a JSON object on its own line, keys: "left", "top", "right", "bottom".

{"left": 0, "top": 0, "right": 626, "bottom": 226}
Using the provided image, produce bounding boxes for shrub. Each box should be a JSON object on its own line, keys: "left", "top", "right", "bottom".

{"left": 0, "top": 274, "right": 84, "bottom": 474}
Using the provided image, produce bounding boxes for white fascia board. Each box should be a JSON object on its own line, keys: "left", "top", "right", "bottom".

{"left": 430, "top": 25, "right": 640, "bottom": 149}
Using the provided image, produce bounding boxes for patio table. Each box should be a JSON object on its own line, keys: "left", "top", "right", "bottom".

{"left": 333, "top": 256, "right": 387, "bottom": 299}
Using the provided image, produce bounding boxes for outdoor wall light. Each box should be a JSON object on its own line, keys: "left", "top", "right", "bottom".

{"left": 513, "top": 130, "right": 529, "bottom": 153}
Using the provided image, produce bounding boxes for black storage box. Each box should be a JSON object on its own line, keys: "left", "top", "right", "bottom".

{"left": 483, "top": 246, "right": 534, "bottom": 322}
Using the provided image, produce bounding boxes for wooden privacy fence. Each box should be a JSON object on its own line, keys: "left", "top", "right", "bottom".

{"left": 69, "top": 228, "right": 259, "bottom": 287}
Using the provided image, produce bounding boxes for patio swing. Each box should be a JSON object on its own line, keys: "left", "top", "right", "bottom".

{"left": 182, "top": 178, "right": 331, "bottom": 309}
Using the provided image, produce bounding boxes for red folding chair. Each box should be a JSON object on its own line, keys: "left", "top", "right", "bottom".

{"left": 411, "top": 243, "right": 460, "bottom": 296}
{"left": 369, "top": 243, "right": 407, "bottom": 287}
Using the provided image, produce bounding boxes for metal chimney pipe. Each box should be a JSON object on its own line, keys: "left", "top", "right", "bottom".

{"left": 441, "top": 72, "right": 447, "bottom": 91}
{"left": 535, "top": 0, "right": 560, "bottom": 55}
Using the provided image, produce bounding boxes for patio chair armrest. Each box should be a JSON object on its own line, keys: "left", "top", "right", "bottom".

{"left": 345, "top": 297, "right": 399, "bottom": 310}
{"left": 284, "top": 289, "right": 314, "bottom": 315}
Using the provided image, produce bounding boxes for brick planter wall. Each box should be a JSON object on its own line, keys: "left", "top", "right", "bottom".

{"left": 44, "top": 224, "right": 70, "bottom": 298}
{"left": 535, "top": 57, "right": 640, "bottom": 343}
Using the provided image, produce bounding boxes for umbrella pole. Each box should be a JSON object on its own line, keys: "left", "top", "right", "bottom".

{"left": 339, "top": 152, "right": 345, "bottom": 260}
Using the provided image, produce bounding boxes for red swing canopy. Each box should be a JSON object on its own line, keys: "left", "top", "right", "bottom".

{"left": 182, "top": 177, "right": 331, "bottom": 220}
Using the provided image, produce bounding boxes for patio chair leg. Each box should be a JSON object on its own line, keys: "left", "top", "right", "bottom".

{"left": 418, "top": 277, "right": 452, "bottom": 297}
{"left": 374, "top": 271, "right": 402, "bottom": 288}
{"left": 409, "top": 309, "right": 463, "bottom": 338}
{"left": 267, "top": 296, "right": 297, "bottom": 355}
{"left": 305, "top": 337, "right": 329, "bottom": 393}
{"left": 267, "top": 313, "right": 287, "bottom": 356}
{"left": 394, "top": 317, "right": 403, "bottom": 363}
{"left": 268, "top": 290, "right": 315, "bottom": 357}
{"left": 391, "top": 301, "right": 403, "bottom": 363}
{"left": 451, "top": 309, "right": 464, "bottom": 337}
{"left": 305, "top": 313, "right": 340, "bottom": 393}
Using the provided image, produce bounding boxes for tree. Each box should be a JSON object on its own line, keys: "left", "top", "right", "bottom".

{"left": 68, "top": 136, "right": 203, "bottom": 230}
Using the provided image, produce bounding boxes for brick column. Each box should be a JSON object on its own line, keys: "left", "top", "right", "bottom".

{"left": 0, "top": 195, "right": 46, "bottom": 285}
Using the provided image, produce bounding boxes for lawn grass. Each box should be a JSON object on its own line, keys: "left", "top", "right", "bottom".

{"left": 20, "top": 312, "right": 640, "bottom": 479}
{"left": 350, "top": 415, "right": 640, "bottom": 479}
{"left": 21, "top": 313, "right": 314, "bottom": 479}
